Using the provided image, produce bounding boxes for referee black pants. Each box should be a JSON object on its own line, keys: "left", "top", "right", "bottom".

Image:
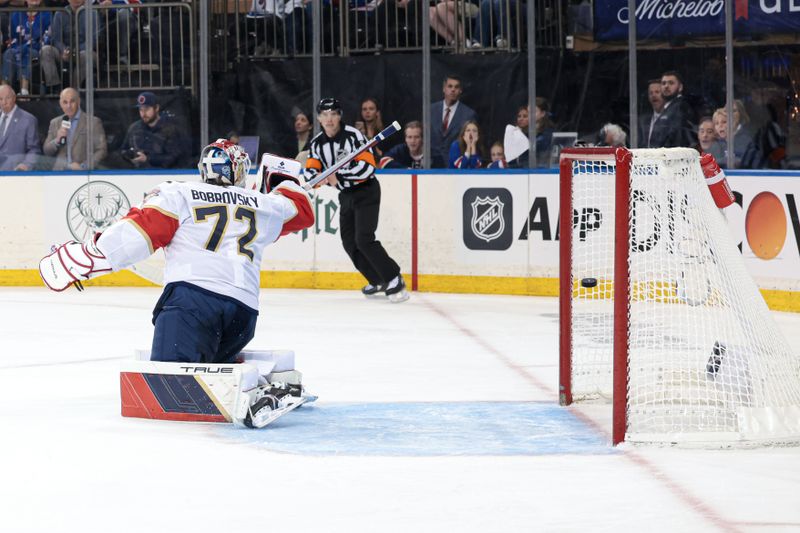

{"left": 338, "top": 178, "right": 400, "bottom": 286}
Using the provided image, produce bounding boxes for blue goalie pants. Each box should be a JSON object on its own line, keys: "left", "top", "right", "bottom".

{"left": 150, "top": 282, "right": 258, "bottom": 364}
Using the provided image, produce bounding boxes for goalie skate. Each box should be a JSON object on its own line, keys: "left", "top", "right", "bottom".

{"left": 237, "top": 381, "right": 317, "bottom": 429}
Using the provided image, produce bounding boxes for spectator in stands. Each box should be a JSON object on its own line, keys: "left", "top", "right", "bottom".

{"left": 430, "top": 0, "right": 479, "bottom": 47}
{"left": 711, "top": 101, "right": 758, "bottom": 169}
{"left": 376, "top": 0, "right": 419, "bottom": 48}
{"left": 2, "top": 0, "right": 52, "bottom": 96}
{"left": 487, "top": 141, "right": 506, "bottom": 168}
{"left": 379, "top": 120, "right": 423, "bottom": 169}
{"left": 598, "top": 123, "right": 627, "bottom": 147}
{"left": 119, "top": 91, "right": 189, "bottom": 169}
{"left": 430, "top": 74, "right": 477, "bottom": 168}
{"left": 303, "top": 0, "right": 339, "bottom": 54}
{"left": 694, "top": 116, "right": 716, "bottom": 155}
{"left": 292, "top": 108, "right": 312, "bottom": 164}
{"left": 354, "top": 97, "right": 384, "bottom": 155}
{"left": 751, "top": 102, "right": 786, "bottom": 169}
{"left": 41, "top": 0, "right": 100, "bottom": 91}
{"left": 533, "top": 97, "right": 554, "bottom": 164}
{"left": 355, "top": 97, "right": 384, "bottom": 140}
{"left": 0, "top": 84, "right": 40, "bottom": 170}
{"left": 470, "top": 0, "right": 514, "bottom": 49}
{"left": 708, "top": 108, "right": 728, "bottom": 164}
{"left": 284, "top": 0, "right": 306, "bottom": 54}
{"left": 648, "top": 70, "right": 695, "bottom": 148}
{"left": 0, "top": 1, "right": 26, "bottom": 50}
{"left": 246, "top": 0, "right": 287, "bottom": 56}
{"left": 504, "top": 104, "right": 529, "bottom": 167}
{"left": 96, "top": 1, "right": 137, "bottom": 66}
{"left": 640, "top": 79, "right": 665, "bottom": 148}
{"left": 43, "top": 87, "right": 107, "bottom": 170}
{"left": 448, "top": 120, "right": 484, "bottom": 169}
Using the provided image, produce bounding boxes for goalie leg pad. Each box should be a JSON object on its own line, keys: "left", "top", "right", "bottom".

{"left": 120, "top": 360, "right": 259, "bottom": 423}
{"left": 39, "top": 238, "right": 113, "bottom": 291}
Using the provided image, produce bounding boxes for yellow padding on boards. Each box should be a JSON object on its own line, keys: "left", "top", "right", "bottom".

{"left": 1, "top": 269, "right": 796, "bottom": 312}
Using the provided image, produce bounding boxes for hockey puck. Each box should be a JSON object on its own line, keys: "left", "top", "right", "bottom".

{"left": 580, "top": 277, "right": 598, "bottom": 288}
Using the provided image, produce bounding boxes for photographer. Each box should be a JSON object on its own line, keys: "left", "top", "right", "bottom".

{"left": 118, "top": 92, "right": 189, "bottom": 169}
{"left": 43, "top": 87, "right": 107, "bottom": 170}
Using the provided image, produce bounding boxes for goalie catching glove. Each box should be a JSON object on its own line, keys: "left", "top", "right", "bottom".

{"left": 39, "top": 233, "right": 113, "bottom": 291}
{"left": 258, "top": 153, "right": 303, "bottom": 193}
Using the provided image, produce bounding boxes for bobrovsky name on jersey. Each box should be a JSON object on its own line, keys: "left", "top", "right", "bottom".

{"left": 191, "top": 189, "right": 260, "bottom": 208}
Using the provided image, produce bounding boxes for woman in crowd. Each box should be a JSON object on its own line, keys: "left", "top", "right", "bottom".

{"left": 448, "top": 119, "right": 485, "bottom": 169}
{"left": 505, "top": 104, "right": 529, "bottom": 167}
{"left": 293, "top": 109, "right": 313, "bottom": 163}
{"left": 711, "top": 101, "right": 757, "bottom": 168}
{"left": 354, "top": 97, "right": 385, "bottom": 155}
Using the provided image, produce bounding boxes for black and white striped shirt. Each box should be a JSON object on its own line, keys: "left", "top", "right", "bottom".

{"left": 305, "top": 125, "right": 376, "bottom": 190}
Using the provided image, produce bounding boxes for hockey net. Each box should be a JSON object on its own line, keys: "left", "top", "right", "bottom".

{"left": 559, "top": 147, "right": 800, "bottom": 446}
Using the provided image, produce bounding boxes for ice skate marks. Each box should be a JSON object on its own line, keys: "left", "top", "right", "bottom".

{"left": 223, "top": 401, "right": 614, "bottom": 456}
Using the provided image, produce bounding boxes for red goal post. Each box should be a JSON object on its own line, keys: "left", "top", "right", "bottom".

{"left": 559, "top": 147, "right": 630, "bottom": 445}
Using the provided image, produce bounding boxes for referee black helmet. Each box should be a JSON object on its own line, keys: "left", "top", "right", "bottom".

{"left": 317, "top": 97, "right": 342, "bottom": 114}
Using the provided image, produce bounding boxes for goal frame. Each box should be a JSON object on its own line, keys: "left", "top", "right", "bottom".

{"left": 558, "top": 147, "right": 632, "bottom": 445}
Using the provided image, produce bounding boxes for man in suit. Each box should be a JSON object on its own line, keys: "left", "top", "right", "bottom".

{"left": 648, "top": 71, "right": 696, "bottom": 149}
{"left": 0, "top": 84, "right": 40, "bottom": 171}
{"left": 430, "top": 75, "right": 477, "bottom": 168}
{"left": 639, "top": 79, "right": 664, "bottom": 148}
{"left": 43, "top": 87, "right": 108, "bottom": 170}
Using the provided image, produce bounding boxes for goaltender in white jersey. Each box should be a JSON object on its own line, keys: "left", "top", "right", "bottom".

{"left": 40, "top": 141, "right": 316, "bottom": 428}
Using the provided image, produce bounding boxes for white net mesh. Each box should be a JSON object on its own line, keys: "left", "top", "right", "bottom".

{"left": 567, "top": 148, "right": 800, "bottom": 445}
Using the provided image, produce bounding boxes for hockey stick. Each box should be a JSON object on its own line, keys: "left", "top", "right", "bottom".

{"left": 303, "top": 120, "right": 401, "bottom": 191}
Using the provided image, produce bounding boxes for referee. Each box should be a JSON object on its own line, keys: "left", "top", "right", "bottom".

{"left": 305, "top": 97, "right": 408, "bottom": 303}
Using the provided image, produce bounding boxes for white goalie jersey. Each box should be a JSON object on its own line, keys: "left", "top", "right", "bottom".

{"left": 97, "top": 180, "right": 314, "bottom": 310}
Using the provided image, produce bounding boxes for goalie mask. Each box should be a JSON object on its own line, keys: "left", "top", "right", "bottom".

{"left": 259, "top": 153, "right": 303, "bottom": 193}
{"left": 198, "top": 139, "right": 251, "bottom": 187}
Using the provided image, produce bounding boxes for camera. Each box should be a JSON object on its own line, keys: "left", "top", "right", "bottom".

{"left": 121, "top": 147, "right": 139, "bottom": 161}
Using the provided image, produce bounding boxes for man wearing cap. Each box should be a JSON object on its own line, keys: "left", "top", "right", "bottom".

{"left": 118, "top": 91, "right": 189, "bottom": 169}
{"left": 304, "top": 97, "right": 409, "bottom": 303}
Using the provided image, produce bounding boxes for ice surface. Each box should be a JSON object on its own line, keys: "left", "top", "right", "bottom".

{"left": 1, "top": 287, "right": 799, "bottom": 532}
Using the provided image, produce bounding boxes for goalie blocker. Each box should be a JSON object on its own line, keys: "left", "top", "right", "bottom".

{"left": 121, "top": 349, "right": 316, "bottom": 428}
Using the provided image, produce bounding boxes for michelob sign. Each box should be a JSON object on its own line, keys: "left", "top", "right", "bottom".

{"left": 593, "top": 0, "right": 800, "bottom": 41}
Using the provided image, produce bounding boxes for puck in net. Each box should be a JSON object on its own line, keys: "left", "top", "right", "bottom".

{"left": 580, "top": 277, "right": 598, "bottom": 288}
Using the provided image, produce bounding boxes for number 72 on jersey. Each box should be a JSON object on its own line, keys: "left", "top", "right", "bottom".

{"left": 193, "top": 205, "right": 258, "bottom": 261}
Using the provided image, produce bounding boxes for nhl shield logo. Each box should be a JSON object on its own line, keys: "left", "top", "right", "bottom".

{"left": 471, "top": 196, "right": 505, "bottom": 242}
{"left": 462, "top": 188, "right": 513, "bottom": 250}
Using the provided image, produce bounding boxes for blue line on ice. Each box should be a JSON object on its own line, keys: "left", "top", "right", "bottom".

{"left": 221, "top": 402, "right": 616, "bottom": 456}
